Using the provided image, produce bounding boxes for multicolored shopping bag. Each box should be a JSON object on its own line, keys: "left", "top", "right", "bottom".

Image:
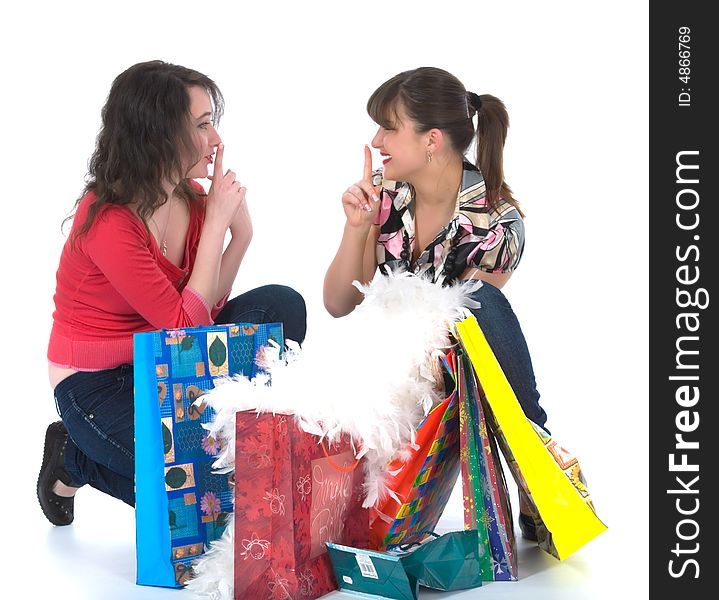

{"left": 233, "top": 411, "right": 369, "bottom": 600}
{"left": 134, "top": 322, "right": 283, "bottom": 588}
{"left": 455, "top": 314, "right": 607, "bottom": 560}
{"left": 369, "top": 365, "right": 462, "bottom": 550}
{"left": 370, "top": 348, "right": 516, "bottom": 582}
{"left": 457, "top": 349, "right": 516, "bottom": 581}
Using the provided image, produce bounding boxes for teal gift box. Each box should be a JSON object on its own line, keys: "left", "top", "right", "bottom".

{"left": 326, "top": 529, "right": 482, "bottom": 599}
{"left": 325, "top": 544, "right": 419, "bottom": 600}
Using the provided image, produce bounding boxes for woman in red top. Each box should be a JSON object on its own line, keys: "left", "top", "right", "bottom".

{"left": 39, "top": 61, "right": 306, "bottom": 525}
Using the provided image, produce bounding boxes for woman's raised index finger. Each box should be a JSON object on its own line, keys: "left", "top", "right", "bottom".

{"left": 214, "top": 143, "right": 224, "bottom": 178}
{"left": 363, "top": 145, "right": 373, "bottom": 182}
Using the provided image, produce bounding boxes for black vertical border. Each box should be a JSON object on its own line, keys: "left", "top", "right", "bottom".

{"left": 650, "top": 4, "right": 717, "bottom": 597}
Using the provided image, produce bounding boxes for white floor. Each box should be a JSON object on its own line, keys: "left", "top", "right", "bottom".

{"left": 9, "top": 424, "right": 637, "bottom": 600}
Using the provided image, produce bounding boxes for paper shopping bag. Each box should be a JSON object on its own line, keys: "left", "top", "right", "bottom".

{"left": 326, "top": 543, "right": 419, "bottom": 600}
{"left": 501, "top": 420, "right": 603, "bottom": 559}
{"left": 455, "top": 315, "right": 607, "bottom": 560}
{"left": 327, "top": 530, "right": 482, "bottom": 599}
{"left": 457, "top": 348, "right": 517, "bottom": 580}
{"left": 134, "top": 322, "right": 283, "bottom": 588}
{"left": 233, "top": 411, "right": 369, "bottom": 600}
{"left": 395, "top": 529, "right": 483, "bottom": 591}
{"left": 369, "top": 366, "right": 462, "bottom": 550}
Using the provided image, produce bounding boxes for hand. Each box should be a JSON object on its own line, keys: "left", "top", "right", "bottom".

{"left": 229, "top": 187, "right": 253, "bottom": 246}
{"left": 341, "top": 145, "right": 381, "bottom": 228}
{"left": 205, "top": 143, "right": 245, "bottom": 230}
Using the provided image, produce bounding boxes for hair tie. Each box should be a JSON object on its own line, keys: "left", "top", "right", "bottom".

{"left": 467, "top": 92, "right": 483, "bottom": 116}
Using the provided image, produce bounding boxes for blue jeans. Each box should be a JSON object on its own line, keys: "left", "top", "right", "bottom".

{"left": 53, "top": 284, "right": 307, "bottom": 506}
{"left": 468, "top": 283, "right": 548, "bottom": 429}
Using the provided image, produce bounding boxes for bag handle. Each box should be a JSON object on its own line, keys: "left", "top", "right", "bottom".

{"left": 320, "top": 439, "right": 361, "bottom": 473}
{"left": 440, "top": 350, "right": 458, "bottom": 397}
{"left": 386, "top": 530, "right": 440, "bottom": 552}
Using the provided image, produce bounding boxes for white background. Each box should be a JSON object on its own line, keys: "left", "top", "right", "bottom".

{"left": 0, "top": 1, "right": 647, "bottom": 598}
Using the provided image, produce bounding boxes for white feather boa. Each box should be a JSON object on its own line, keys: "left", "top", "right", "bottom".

{"left": 186, "top": 271, "right": 480, "bottom": 597}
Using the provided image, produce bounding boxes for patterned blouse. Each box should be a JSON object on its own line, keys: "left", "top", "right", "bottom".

{"left": 373, "top": 162, "right": 525, "bottom": 286}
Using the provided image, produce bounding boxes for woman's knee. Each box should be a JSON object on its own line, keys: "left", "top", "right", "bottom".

{"left": 269, "top": 285, "right": 307, "bottom": 344}
{"left": 470, "top": 281, "right": 508, "bottom": 304}
{"left": 231, "top": 284, "right": 307, "bottom": 344}
{"left": 469, "top": 282, "right": 514, "bottom": 324}
{"left": 265, "top": 285, "right": 306, "bottom": 312}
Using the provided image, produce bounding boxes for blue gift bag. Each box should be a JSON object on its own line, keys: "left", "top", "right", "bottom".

{"left": 134, "top": 322, "right": 283, "bottom": 588}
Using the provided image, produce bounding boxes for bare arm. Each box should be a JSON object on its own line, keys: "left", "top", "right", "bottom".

{"left": 324, "top": 222, "right": 379, "bottom": 317}
{"left": 186, "top": 143, "right": 245, "bottom": 305}
{"left": 323, "top": 146, "right": 381, "bottom": 317}
{"left": 215, "top": 189, "right": 253, "bottom": 303}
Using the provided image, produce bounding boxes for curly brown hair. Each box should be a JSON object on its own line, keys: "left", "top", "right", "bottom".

{"left": 66, "top": 60, "right": 224, "bottom": 245}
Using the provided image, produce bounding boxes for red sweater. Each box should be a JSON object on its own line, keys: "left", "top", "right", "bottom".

{"left": 48, "top": 183, "right": 226, "bottom": 370}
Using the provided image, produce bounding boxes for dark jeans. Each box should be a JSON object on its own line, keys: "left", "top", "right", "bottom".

{"left": 53, "top": 284, "right": 307, "bottom": 506}
{"left": 468, "top": 282, "right": 548, "bottom": 429}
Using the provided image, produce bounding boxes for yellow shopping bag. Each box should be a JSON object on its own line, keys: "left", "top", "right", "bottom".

{"left": 455, "top": 315, "right": 607, "bottom": 560}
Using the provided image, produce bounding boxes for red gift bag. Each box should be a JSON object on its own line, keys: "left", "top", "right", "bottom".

{"left": 233, "top": 411, "right": 369, "bottom": 599}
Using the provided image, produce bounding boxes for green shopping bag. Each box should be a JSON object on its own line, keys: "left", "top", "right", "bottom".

{"left": 326, "top": 530, "right": 482, "bottom": 599}
{"left": 325, "top": 543, "right": 419, "bottom": 600}
{"left": 392, "top": 530, "right": 483, "bottom": 592}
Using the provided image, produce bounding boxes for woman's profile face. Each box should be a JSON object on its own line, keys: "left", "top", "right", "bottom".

{"left": 370, "top": 103, "right": 427, "bottom": 182}
{"left": 184, "top": 86, "right": 221, "bottom": 180}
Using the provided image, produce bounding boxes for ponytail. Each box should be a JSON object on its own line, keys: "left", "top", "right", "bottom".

{"left": 472, "top": 94, "right": 523, "bottom": 216}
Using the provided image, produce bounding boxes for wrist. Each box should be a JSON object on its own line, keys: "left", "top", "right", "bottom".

{"left": 344, "top": 221, "right": 373, "bottom": 238}
{"left": 201, "top": 219, "right": 228, "bottom": 240}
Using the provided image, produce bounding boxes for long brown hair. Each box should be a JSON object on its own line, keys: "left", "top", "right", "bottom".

{"left": 66, "top": 60, "right": 224, "bottom": 244}
{"left": 367, "top": 67, "right": 522, "bottom": 216}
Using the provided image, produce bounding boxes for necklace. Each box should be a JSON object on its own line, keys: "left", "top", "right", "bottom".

{"left": 150, "top": 198, "right": 174, "bottom": 256}
{"left": 401, "top": 176, "right": 463, "bottom": 282}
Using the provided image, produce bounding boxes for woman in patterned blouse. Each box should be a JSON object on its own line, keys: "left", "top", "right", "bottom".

{"left": 324, "top": 66, "right": 547, "bottom": 540}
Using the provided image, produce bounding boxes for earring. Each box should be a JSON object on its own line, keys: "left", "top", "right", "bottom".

{"left": 426, "top": 150, "right": 433, "bottom": 164}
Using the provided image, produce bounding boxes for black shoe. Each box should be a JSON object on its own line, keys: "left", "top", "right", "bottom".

{"left": 518, "top": 512, "right": 538, "bottom": 541}
{"left": 37, "top": 421, "right": 76, "bottom": 526}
